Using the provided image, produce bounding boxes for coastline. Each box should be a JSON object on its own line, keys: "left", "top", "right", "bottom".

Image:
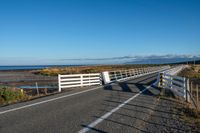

{"left": 0, "top": 65, "right": 85, "bottom": 71}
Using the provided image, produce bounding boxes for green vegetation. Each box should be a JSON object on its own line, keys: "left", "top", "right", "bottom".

{"left": 34, "top": 64, "right": 162, "bottom": 76}
{"left": 0, "top": 86, "right": 28, "bottom": 105}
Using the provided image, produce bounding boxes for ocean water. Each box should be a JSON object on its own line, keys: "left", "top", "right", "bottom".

{"left": 0, "top": 65, "right": 78, "bottom": 70}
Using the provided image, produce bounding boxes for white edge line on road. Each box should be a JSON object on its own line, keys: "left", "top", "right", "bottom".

{"left": 0, "top": 86, "right": 102, "bottom": 115}
{"left": 78, "top": 85, "right": 153, "bottom": 133}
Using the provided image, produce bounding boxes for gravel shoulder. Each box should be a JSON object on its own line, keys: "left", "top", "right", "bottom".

{"left": 142, "top": 89, "right": 200, "bottom": 133}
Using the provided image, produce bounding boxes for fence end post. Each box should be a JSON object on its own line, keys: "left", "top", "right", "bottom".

{"left": 58, "top": 74, "right": 62, "bottom": 92}
{"left": 102, "top": 71, "right": 111, "bottom": 84}
{"left": 186, "top": 78, "right": 191, "bottom": 103}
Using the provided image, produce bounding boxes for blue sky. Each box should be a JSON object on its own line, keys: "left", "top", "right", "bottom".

{"left": 0, "top": 0, "right": 200, "bottom": 65}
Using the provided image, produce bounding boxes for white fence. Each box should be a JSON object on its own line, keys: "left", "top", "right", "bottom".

{"left": 158, "top": 73, "right": 187, "bottom": 99}
{"left": 162, "top": 65, "right": 188, "bottom": 75}
{"left": 102, "top": 66, "right": 170, "bottom": 84}
{"left": 58, "top": 65, "right": 171, "bottom": 92}
{"left": 156, "top": 65, "right": 190, "bottom": 102}
{"left": 58, "top": 73, "right": 102, "bottom": 92}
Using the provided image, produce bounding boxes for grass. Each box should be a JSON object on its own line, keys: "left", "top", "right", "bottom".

{"left": 178, "top": 65, "right": 200, "bottom": 79}
{"left": 181, "top": 106, "right": 200, "bottom": 118}
{"left": 179, "top": 105, "right": 200, "bottom": 129}
{"left": 178, "top": 65, "right": 200, "bottom": 108}
{"left": 34, "top": 64, "right": 162, "bottom": 76}
{"left": 159, "top": 88, "right": 200, "bottom": 129}
{"left": 0, "top": 86, "right": 29, "bottom": 105}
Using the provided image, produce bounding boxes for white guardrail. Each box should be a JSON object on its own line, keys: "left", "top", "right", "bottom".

{"left": 102, "top": 66, "right": 170, "bottom": 84}
{"left": 162, "top": 65, "right": 188, "bottom": 75}
{"left": 58, "top": 73, "right": 102, "bottom": 92}
{"left": 156, "top": 65, "right": 190, "bottom": 101}
{"left": 58, "top": 65, "right": 171, "bottom": 92}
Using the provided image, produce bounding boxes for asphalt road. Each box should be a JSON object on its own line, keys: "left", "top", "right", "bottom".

{"left": 0, "top": 73, "right": 163, "bottom": 133}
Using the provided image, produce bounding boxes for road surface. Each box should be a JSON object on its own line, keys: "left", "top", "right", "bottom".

{"left": 0, "top": 72, "right": 192, "bottom": 133}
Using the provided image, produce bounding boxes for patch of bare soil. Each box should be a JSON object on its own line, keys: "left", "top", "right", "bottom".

{"left": 0, "top": 70, "right": 57, "bottom": 87}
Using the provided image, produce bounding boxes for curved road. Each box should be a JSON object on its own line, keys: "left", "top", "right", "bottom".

{"left": 0, "top": 73, "right": 163, "bottom": 133}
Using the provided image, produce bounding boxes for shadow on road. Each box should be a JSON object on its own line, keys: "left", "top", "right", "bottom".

{"left": 118, "top": 82, "right": 133, "bottom": 92}
{"left": 81, "top": 74, "right": 192, "bottom": 132}
{"left": 104, "top": 84, "right": 113, "bottom": 91}
{"left": 81, "top": 125, "right": 108, "bottom": 133}
{"left": 93, "top": 85, "right": 192, "bottom": 132}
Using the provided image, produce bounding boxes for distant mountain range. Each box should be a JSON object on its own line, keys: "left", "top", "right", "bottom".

{"left": 172, "top": 59, "right": 200, "bottom": 65}
{"left": 126, "top": 56, "right": 200, "bottom": 64}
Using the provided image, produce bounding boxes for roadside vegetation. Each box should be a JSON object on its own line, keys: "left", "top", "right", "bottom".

{"left": 0, "top": 86, "right": 58, "bottom": 106}
{"left": 178, "top": 65, "right": 200, "bottom": 79}
{"left": 0, "top": 86, "right": 29, "bottom": 105}
{"left": 175, "top": 65, "right": 200, "bottom": 130}
{"left": 0, "top": 64, "right": 163, "bottom": 106}
{"left": 160, "top": 88, "right": 200, "bottom": 131}
{"left": 178, "top": 65, "right": 200, "bottom": 108}
{"left": 180, "top": 105, "right": 200, "bottom": 126}
{"left": 33, "top": 64, "right": 162, "bottom": 76}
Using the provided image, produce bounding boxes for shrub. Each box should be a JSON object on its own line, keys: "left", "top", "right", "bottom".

{"left": 194, "top": 74, "right": 200, "bottom": 79}
{"left": 0, "top": 87, "right": 27, "bottom": 104}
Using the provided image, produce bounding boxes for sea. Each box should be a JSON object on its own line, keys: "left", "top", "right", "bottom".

{"left": 0, "top": 65, "right": 81, "bottom": 71}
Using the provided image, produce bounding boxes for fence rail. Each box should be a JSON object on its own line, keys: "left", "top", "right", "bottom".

{"left": 102, "top": 66, "right": 170, "bottom": 84}
{"left": 162, "top": 65, "right": 188, "bottom": 75}
{"left": 58, "top": 73, "right": 102, "bottom": 92}
{"left": 158, "top": 73, "right": 187, "bottom": 98}
{"left": 156, "top": 65, "right": 197, "bottom": 103}
{"left": 156, "top": 65, "right": 200, "bottom": 108}
{"left": 58, "top": 65, "right": 171, "bottom": 92}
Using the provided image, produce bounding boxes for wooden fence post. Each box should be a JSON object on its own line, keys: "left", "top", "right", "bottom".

{"left": 186, "top": 78, "right": 190, "bottom": 103}
{"left": 44, "top": 88, "right": 47, "bottom": 95}
{"left": 196, "top": 84, "right": 199, "bottom": 108}
{"left": 191, "top": 81, "right": 193, "bottom": 96}
{"left": 184, "top": 77, "right": 187, "bottom": 101}
{"left": 36, "top": 82, "right": 39, "bottom": 96}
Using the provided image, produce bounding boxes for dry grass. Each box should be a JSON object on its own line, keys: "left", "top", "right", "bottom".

{"left": 179, "top": 65, "right": 200, "bottom": 79}
{"left": 0, "top": 86, "right": 58, "bottom": 106}
{"left": 179, "top": 105, "right": 200, "bottom": 128}
{"left": 34, "top": 64, "right": 161, "bottom": 76}
{"left": 178, "top": 65, "right": 200, "bottom": 109}
{"left": 160, "top": 89, "right": 200, "bottom": 129}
